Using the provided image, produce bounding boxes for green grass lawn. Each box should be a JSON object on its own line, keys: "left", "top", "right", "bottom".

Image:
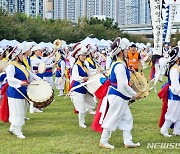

{"left": 0, "top": 69, "right": 180, "bottom": 154}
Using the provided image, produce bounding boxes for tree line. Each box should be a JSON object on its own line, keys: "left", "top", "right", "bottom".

{"left": 0, "top": 9, "right": 179, "bottom": 46}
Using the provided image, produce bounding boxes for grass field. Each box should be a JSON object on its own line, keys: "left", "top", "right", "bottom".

{"left": 0, "top": 68, "right": 180, "bottom": 154}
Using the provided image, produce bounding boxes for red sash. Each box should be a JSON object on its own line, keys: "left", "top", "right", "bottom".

{"left": 149, "top": 65, "right": 155, "bottom": 80}
{"left": 0, "top": 83, "right": 9, "bottom": 122}
{"left": 91, "top": 80, "right": 110, "bottom": 133}
{"left": 158, "top": 83, "right": 170, "bottom": 128}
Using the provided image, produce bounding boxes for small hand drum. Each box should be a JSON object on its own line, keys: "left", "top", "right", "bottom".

{"left": 38, "top": 62, "right": 46, "bottom": 74}
{"left": 0, "top": 60, "right": 8, "bottom": 73}
{"left": 130, "top": 72, "right": 150, "bottom": 98}
{"left": 55, "top": 52, "right": 61, "bottom": 62}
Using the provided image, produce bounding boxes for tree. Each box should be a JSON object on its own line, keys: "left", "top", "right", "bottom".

{"left": 0, "top": 9, "right": 154, "bottom": 44}
{"left": 171, "top": 29, "right": 180, "bottom": 46}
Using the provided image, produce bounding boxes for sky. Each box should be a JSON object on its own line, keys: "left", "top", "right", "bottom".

{"left": 165, "top": 0, "right": 180, "bottom": 22}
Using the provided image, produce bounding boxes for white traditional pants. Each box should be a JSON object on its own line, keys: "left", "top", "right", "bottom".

{"left": 162, "top": 100, "right": 180, "bottom": 134}
{"left": 55, "top": 77, "right": 65, "bottom": 95}
{"left": 8, "top": 98, "right": 26, "bottom": 126}
{"left": 71, "top": 92, "right": 96, "bottom": 113}
{"left": 43, "top": 76, "right": 54, "bottom": 87}
{"left": 101, "top": 95, "right": 133, "bottom": 145}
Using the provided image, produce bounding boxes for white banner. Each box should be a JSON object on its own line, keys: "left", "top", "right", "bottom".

{"left": 150, "top": 0, "right": 163, "bottom": 55}
{"left": 163, "top": 4, "right": 177, "bottom": 43}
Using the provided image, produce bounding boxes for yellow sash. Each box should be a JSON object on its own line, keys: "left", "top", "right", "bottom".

{"left": 23, "top": 57, "right": 31, "bottom": 70}
{"left": 86, "top": 57, "right": 97, "bottom": 69}
{"left": 108, "top": 59, "right": 125, "bottom": 76}
{"left": 172, "top": 64, "right": 180, "bottom": 73}
{"left": 30, "top": 55, "right": 36, "bottom": 60}
{"left": 76, "top": 60, "right": 88, "bottom": 74}
{"left": 64, "top": 69, "right": 70, "bottom": 94}
{"left": 2, "top": 58, "right": 8, "bottom": 60}
{"left": 10, "top": 61, "right": 28, "bottom": 79}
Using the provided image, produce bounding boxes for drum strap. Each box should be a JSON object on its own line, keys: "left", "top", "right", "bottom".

{"left": 22, "top": 57, "right": 31, "bottom": 70}
{"left": 86, "top": 57, "right": 97, "bottom": 69}
{"left": 76, "top": 60, "right": 88, "bottom": 73}
{"left": 9, "top": 61, "right": 28, "bottom": 79}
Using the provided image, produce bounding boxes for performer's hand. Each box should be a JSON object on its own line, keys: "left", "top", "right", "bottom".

{"left": 83, "top": 77, "right": 88, "bottom": 82}
{"left": 96, "top": 68, "right": 102, "bottom": 73}
{"left": 21, "top": 82, "right": 28, "bottom": 86}
{"left": 129, "top": 66, "right": 135, "bottom": 72}
{"left": 54, "top": 61, "right": 58, "bottom": 66}
{"left": 34, "top": 70, "right": 38, "bottom": 74}
{"left": 132, "top": 93, "right": 140, "bottom": 100}
{"left": 49, "top": 52, "right": 54, "bottom": 57}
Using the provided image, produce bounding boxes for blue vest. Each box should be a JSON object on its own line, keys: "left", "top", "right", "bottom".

{"left": 168, "top": 74, "right": 180, "bottom": 101}
{"left": 88, "top": 60, "right": 96, "bottom": 69}
{"left": 27, "top": 57, "right": 31, "bottom": 67}
{"left": 55, "top": 60, "right": 62, "bottom": 77}
{"left": 7, "top": 66, "right": 28, "bottom": 99}
{"left": 108, "top": 62, "right": 131, "bottom": 100}
{"left": 32, "top": 56, "right": 44, "bottom": 78}
{"left": 0, "top": 73, "right": 6, "bottom": 82}
{"left": 72, "top": 64, "right": 88, "bottom": 94}
{"left": 43, "top": 67, "right": 53, "bottom": 77}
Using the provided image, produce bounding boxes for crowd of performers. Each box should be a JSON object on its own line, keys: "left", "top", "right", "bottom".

{"left": 0, "top": 38, "right": 179, "bottom": 149}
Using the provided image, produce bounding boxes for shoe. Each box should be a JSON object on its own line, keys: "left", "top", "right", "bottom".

{"left": 24, "top": 117, "right": 30, "bottom": 120}
{"left": 99, "top": 143, "right": 114, "bottom": 149}
{"left": 124, "top": 142, "right": 140, "bottom": 148}
{"left": 17, "top": 134, "right": 26, "bottom": 139}
{"left": 34, "top": 108, "right": 43, "bottom": 113}
{"left": 79, "top": 123, "right": 87, "bottom": 128}
{"left": 160, "top": 131, "right": 172, "bottom": 137}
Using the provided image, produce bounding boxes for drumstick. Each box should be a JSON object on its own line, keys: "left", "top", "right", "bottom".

{"left": 29, "top": 83, "right": 39, "bottom": 86}
{"left": 65, "top": 75, "right": 100, "bottom": 97}
{"left": 15, "top": 88, "right": 33, "bottom": 105}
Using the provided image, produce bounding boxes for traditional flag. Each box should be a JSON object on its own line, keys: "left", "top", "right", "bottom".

{"left": 150, "top": 0, "right": 163, "bottom": 55}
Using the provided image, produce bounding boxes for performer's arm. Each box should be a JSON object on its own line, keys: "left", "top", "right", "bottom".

{"left": 5, "top": 64, "right": 23, "bottom": 88}
{"left": 169, "top": 67, "right": 180, "bottom": 96}
{"left": 84, "top": 60, "right": 97, "bottom": 76}
{"left": 115, "top": 64, "right": 136, "bottom": 98}
{"left": 71, "top": 65, "right": 86, "bottom": 82}
{"left": 61, "top": 60, "right": 66, "bottom": 77}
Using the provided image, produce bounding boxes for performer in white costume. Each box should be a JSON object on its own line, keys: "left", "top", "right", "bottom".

{"left": 160, "top": 46, "right": 180, "bottom": 137}
{"left": 84, "top": 44, "right": 99, "bottom": 114}
{"left": 30, "top": 44, "right": 54, "bottom": 79}
{"left": 99, "top": 37, "right": 140, "bottom": 149}
{"left": 163, "top": 44, "right": 170, "bottom": 58}
{"left": 55, "top": 50, "right": 66, "bottom": 96}
{"left": 42, "top": 47, "right": 55, "bottom": 87}
{"left": 70, "top": 44, "right": 96, "bottom": 128}
{"left": 84, "top": 44, "right": 98, "bottom": 75}
{"left": 21, "top": 42, "right": 34, "bottom": 117}
{"left": 6, "top": 45, "right": 29, "bottom": 139}
{"left": 0, "top": 47, "right": 4, "bottom": 60}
